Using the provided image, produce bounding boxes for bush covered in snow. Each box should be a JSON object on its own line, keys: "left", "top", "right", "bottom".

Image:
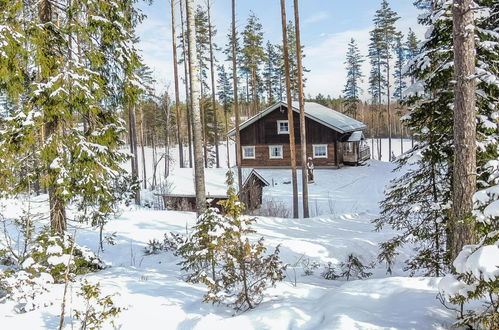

{"left": 438, "top": 241, "right": 499, "bottom": 329}
{"left": 179, "top": 172, "right": 285, "bottom": 312}
{"left": 0, "top": 222, "right": 104, "bottom": 313}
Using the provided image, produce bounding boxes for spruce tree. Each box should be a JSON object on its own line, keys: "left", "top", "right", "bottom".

{"left": 375, "top": 0, "right": 499, "bottom": 277}
{"left": 0, "top": 0, "right": 145, "bottom": 234}
{"left": 342, "top": 38, "right": 364, "bottom": 118}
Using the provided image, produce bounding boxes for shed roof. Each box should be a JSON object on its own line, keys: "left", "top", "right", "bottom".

{"left": 164, "top": 168, "right": 269, "bottom": 197}
{"left": 227, "top": 101, "right": 366, "bottom": 136}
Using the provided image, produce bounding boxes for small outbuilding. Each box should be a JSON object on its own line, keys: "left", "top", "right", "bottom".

{"left": 161, "top": 168, "right": 270, "bottom": 212}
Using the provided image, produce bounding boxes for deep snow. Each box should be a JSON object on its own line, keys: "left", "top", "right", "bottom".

{"left": 0, "top": 140, "right": 456, "bottom": 329}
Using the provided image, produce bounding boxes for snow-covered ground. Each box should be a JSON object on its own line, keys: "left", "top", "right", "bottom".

{"left": 1, "top": 139, "right": 457, "bottom": 329}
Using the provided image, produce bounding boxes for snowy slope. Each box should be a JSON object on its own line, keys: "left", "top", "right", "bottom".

{"left": 0, "top": 157, "right": 455, "bottom": 329}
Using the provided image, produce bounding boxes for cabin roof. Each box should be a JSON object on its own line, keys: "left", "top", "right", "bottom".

{"left": 227, "top": 101, "right": 367, "bottom": 136}
{"left": 163, "top": 168, "right": 269, "bottom": 197}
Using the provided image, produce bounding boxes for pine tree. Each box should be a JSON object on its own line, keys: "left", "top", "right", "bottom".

{"left": 194, "top": 5, "right": 211, "bottom": 167}
{"left": 342, "top": 38, "right": 364, "bottom": 118}
{"left": 0, "top": 0, "right": 145, "bottom": 234}
{"left": 393, "top": 32, "right": 407, "bottom": 155}
{"left": 217, "top": 65, "right": 233, "bottom": 167}
{"left": 262, "top": 42, "right": 281, "bottom": 105}
{"left": 368, "top": 26, "right": 386, "bottom": 160}
{"left": 280, "top": 0, "right": 299, "bottom": 218}
{"left": 241, "top": 12, "right": 266, "bottom": 115}
{"left": 231, "top": 0, "right": 243, "bottom": 191}
{"left": 179, "top": 0, "right": 193, "bottom": 168}
{"left": 293, "top": 0, "right": 310, "bottom": 218}
{"left": 170, "top": 0, "right": 185, "bottom": 168}
{"left": 393, "top": 32, "right": 406, "bottom": 100}
{"left": 373, "top": 0, "right": 400, "bottom": 161}
{"left": 186, "top": 0, "right": 207, "bottom": 214}
{"left": 207, "top": 0, "right": 220, "bottom": 168}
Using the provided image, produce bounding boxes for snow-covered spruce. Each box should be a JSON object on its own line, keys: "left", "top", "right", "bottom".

{"left": 438, "top": 241, "right": 499, "bottom": 329}
{"left": 179, "top": 172, "right": 285, "bottom": 312}
{"left": 0, "top": 0, "right": 147, "bottom": 234}
{"left": 375, "top": 0, "right": 499, "bottom": 276}
{"left": 0, "top": 227, "right": 103, "bottom": 313}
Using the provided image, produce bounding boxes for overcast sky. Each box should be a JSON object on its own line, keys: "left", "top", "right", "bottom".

{"left": 136, "top": 0, "right": 426, "bottom": 100}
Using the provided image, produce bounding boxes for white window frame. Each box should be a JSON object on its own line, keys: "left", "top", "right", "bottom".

{"left": 313, "top": 144, "right": 328, "bottom": 159}
{"left": 242, "top": 146, "right": 255, "bottom": 159}
{"left": 277, "top": 120, "right": 289, "bottom": 134}
{"left": 268, "top": 145, "right": 283, "bottom": 159}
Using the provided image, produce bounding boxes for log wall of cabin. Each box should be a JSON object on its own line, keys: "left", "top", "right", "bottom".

{"left": 239, "top": 106, "right": 343, "bottom": 167}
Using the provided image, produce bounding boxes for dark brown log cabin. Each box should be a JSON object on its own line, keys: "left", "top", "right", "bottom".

{"left": 228, "top": 102, "right": 370, "bottom": 167}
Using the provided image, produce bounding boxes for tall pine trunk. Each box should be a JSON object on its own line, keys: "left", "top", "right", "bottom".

{"left": 200, "top": 84, "right": 208, "bottom": 168}
{"left": 180, "top": 0, "right": 193, "bottom": 168}
{"left": 129, "top": 105, "right": 140, "bottom": 204}
{"left": 449, "top": 0, "right": 477, "bottom": 262}
{"left": 207, "top": 0, "right": 220, "bottom": 168}
{"left": 280, "top": 0, "right": 299, "bottom": 218}
{"left": 386, "top": 56, "right": 392, "bottom": 161}
{"left": 139, "top": 107, "right": 147, "bottom": 189}
{"left": 170, "top": 0, "right": 184, "bottom": 168}
{"left": 186, "top": 0, "right": 206, "bottom": 214}
{"left": 232, "top": 0, "right": 243, "bottom": 191}
{"left": 293, "top": 0, "right": 309, "bottom": 218}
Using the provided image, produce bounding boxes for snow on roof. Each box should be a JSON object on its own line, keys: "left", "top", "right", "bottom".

{"left": 166, "top": 168, "right": 229, "bottom": 197}
{"left": 165, "top": 168, "right": 269, "bottom": 197}
{"left": 293, "top": 102, "right": 366, "bottom": 133}
{"left": 347, "top": 131, "right": 364, "bottom": 142}
{"left": 227, "top": 101, "right": 366, "bottom": 136}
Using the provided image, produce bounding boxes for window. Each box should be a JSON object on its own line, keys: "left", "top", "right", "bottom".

{"left": 277, "top": 120, "right": 289, "bottom": 134}
{"left": 242, "top": 146, "right": 255, "bottom": 159}
{"left": 269, "top": 145, "right": 283, "bottom": 159}
{"left": 313, "top": 144, "right": 328, "bottom": 158}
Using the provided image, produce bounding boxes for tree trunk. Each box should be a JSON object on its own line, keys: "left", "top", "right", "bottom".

{"left": 180, "top": 0, "right": 193, "bottom": 168}
{"left": 449, "top": 0, "right": 477, "bottom": 262}
{"left": 225, "top": 111, "right": 231, "bottom": 168}
{"left": 200, "top": 85, "right": 208, "bottom": 168}
{"left": 280, "top": 0, "right": 299, "bottom": 218}
{"left": 129, "top": 105, "right": 141, "bottom": 204}
{"left": 139, "top": 107, "right": 147, "bottom": 189}
{"left": 186, "top": 0, "right": 207, "bottom": 215}
{"left": 170, "top": 0, "right": 185, "bottom": 168}
{"left": 232, "top": 0, "right": 243, "bottom": 192}
{"left": 252, "top": 67, "right": 258, "bottom": 115}
{"left": 40, "top": 0, "right": 67, "bottom": 233}
{"left": 163, "top": 101, "right": 171, "bottom": 178}
{"left": 293, "top": 0, "right": 309, "bottom": 218}
{"left": 129, "top": 105, "right": 140, "bottom": 205}
{"left": 207, "top": 0, "right": 220, "bottom": 168}
{"left": 386, "top": 54, "right": 392, "bottom": 162}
